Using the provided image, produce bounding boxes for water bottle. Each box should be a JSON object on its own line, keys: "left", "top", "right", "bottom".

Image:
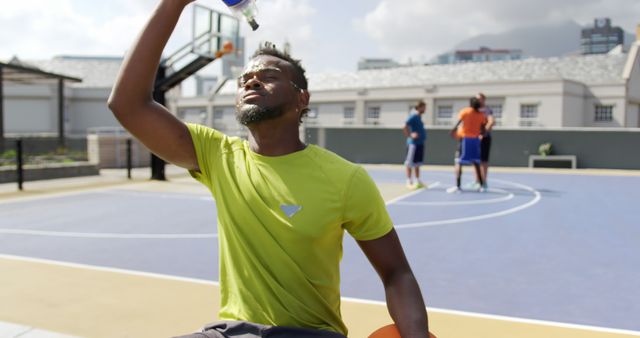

{"left": 221, "top": 0, "right": 259, "bottom": 31}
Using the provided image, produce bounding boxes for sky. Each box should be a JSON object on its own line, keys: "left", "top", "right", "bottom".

{"left": 1, "top": 0, "right": 639, "bottom": 74}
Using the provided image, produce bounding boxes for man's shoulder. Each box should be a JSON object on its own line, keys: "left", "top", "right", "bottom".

{"left": 405, "top": 113, "right": 418, "bottom": 123}
{"left": 458, "top": 107, "right": 473, "bottom": 117}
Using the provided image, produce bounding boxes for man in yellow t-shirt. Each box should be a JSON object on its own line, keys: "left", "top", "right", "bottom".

{"left": 108, "top": 1, "right": 429, "bottom": 337}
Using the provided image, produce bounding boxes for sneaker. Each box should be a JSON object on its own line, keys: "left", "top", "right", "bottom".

{"left": 465, "top": 182, "right": 481, "bottom": 190}
{"left": 446, "top": 186, "right": 461, "bottom": 193}
{"left": 406, "top": 180, "right": 414, "bottom": 189}
{"left": 479, "top": 187, "right": 486, "bottom": 193}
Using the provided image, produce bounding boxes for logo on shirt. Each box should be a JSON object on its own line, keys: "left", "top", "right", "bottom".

{"left": 280, "top": 205, "right": 302, "bottom": 218}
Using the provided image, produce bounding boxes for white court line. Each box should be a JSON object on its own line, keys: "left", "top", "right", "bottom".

{"left": 394, "top": 178, "right": 542, "bottom": 229}
{"left": 99, "top": 190, "right": 213, "bottom": 201}
{"left": 0, "top": 227, "right": 217, "bottom": 239}
{"left": 395, "top": 188, "right": 514, "bottom": 206}
{"left": 0, "top": 181, "right": 432, "bottom": 239}
{"left": 425, "top": 181, "right": 441, "bottom": 189}
{"left": 384, "top": 182, "right": 440, "bottom": 205}
{"left": 343, "top": 297, "right": 640, "bottom": 336}
{"left": 0, "top": 253, "right": 218, "bottom": 285}
{"left": 0, "top": 189, "right": 217, "bottom": 239}
{"left": 2, "top": 253, "right": 638, "bottom": 337}
{"left": 0, "top": 179, "right": 534, "bottom": 238}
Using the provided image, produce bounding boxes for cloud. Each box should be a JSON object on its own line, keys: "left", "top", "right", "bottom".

{"left": 355, "top": 0, "right": 640, "bottom": 61}
{"left": 240, "top": 0, "right": 316, "bottom": 62}
{"left": 0, "top": 0, "right": 191, "bottom": 60}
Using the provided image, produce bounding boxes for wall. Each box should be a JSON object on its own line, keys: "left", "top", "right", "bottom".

{"left": 1, "top": 136, "right": 87, "bottom": 154}
{"left": 0, "top": 163, "right": 99, "bottom": 184}
{"left": 68, "top": 88, "right": 120, "bottom": 135}
{"left": 304, "top": 126, "right": 640, "bottom": 170}
{"left": 562, "top": 82, "right": 586, "bottom": 127}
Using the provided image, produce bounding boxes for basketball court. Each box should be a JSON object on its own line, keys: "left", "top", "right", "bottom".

{"left": 1, "top": 165, "right": 639, "bottom": 337}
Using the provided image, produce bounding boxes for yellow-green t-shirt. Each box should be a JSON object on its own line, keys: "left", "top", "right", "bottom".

{"left": 187, "top": 123, "right": 393, "bottom": 335}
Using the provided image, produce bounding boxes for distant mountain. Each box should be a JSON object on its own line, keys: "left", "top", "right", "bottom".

{"left": 451, "top": 20, "right": 636, "bottom": 59}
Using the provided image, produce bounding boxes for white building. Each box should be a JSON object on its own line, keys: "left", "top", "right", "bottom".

{"left": 176, "top": 41, "right": 640, "bottom": 133}
{"left": 2, "top": 42, "right": 639, "bottom": 140}
{"left": 1, "top": 56, "right": 123, "bottom": 137}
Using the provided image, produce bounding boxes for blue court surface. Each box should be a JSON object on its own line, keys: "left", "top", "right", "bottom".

{"left": 1, "top": 167, "right": 638, "bottom": 333}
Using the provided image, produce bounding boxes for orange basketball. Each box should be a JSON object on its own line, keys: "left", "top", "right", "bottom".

{"left": 368, "top": 324, "right": 437, "bottom": 338}
{"left": 369, "top": 324, "right": 401, "bottom": 338}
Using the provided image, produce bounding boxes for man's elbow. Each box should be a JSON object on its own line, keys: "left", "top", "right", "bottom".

{"left": 107, "top": 92, "right": 125, "bottom": 117}
{"left": 107, "top": 91, "right": 146, "bottom": 120}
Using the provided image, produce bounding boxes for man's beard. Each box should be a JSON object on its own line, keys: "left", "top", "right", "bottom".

{"left": 236, "top": 104, "right": 285, "bottom": 126}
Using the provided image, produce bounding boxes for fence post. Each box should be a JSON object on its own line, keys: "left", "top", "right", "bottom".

{"left": 16, "top": 139, "right": 23, "bottom": 191}
{"left": 126, "top": 138, "right": 132, "bottom": 179}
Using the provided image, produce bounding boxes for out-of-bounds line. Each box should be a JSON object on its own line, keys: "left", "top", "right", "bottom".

{"left": 0, "top": 253, "right": 217, "bottom": 286}
{"left": 394, "top": 178, "right": 541, "bottom": 229}
{"left": 0, "top": 228, "right": 217, "bottom": 239}
{"left": 4, "top": 254, "right": 638, "bottom": 336}
{"left": 395, "top": 188, "right": 513, "bottom": 206}
{"left": 342, "top": 297, "right": 640, "bottom": 336}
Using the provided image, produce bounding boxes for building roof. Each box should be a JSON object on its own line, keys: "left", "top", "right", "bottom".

{"left": 218, "top": 52, "right": 628, "bottom": 94}
{"left": 1, "top": 60, "right": 82, "bottom": 85}
{"left": 26, "top": 56, "right": 123, "bottom": 88}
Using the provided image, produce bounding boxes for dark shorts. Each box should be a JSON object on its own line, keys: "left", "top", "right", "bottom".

{"left": 174, "top": 320, "right": 347, "bottom": 338}
{"left": 404, "top": 144, "right": 424, "bottom": 167}
{"left": 480, "top": 135, "right": 492, "bottom": 162}
{"left": 455, "top": 137, "right": 481, "bottom": 165}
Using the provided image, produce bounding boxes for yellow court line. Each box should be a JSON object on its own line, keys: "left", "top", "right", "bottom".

{"left": 2, "top": 255, "right": 639, "bottom": 338}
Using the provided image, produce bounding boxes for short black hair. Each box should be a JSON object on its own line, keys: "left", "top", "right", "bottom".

{"left": 251, "top": 42, "right": 308, "bottom": 90}
{"left": 470, "top": 97, "right": 482, "bottom": 111}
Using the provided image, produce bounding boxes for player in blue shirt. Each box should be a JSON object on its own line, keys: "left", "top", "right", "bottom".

{"left": 403, "top": 100, "right": 427, "bottom": 189}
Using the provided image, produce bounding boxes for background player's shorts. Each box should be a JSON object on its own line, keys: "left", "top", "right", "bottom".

{"left": 456, "top": 137, "right": 481, "bottom": 165}
{"left": 404, "top": 144, "right": 424, "bottom": 167}
{"left": 480, "top": 135, "right": 492, "bottom": 162}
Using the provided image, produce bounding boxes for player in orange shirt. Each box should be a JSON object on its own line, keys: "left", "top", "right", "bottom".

{"left": 447, "top": 97, "right": 487, "bottom": 193}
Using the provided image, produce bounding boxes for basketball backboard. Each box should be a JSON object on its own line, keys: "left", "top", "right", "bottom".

{"left": 192, "top": 4, "right": 240, "bottom": 58}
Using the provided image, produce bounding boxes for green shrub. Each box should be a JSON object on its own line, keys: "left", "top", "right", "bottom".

{"left": 1, "top": 149, "right": 17, "bottom": 159}
{"left": 538, "top": 142, "right": 553, "bottom": 156}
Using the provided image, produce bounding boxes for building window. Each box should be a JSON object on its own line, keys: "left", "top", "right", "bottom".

{"left": 487, "top": 104, "right": 502, "bottom": 126}
{"left": 519, "top": 104, "right": 538, "bottom": 127}
{"left": 213, "top": 109, "right": 224, "bottom": 120}
{"left": 343, "top": 107, "right": 355, "bottom": 119}
{"left": 367, "top": 106, "right": 380, "bottom": 124}
{"left": 436, "top": 105, "right": 453, "bottom": 126}
{"left": 594, "top": 104, "right": 613, "bottom": 122}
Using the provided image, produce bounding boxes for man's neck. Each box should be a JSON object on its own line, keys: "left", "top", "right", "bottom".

{"left": 247, "top": 120, "right": 306, "bottom": 156}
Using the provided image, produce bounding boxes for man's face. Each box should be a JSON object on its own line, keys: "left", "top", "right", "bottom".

{"left": 477, "top": 95, "right": 486, "bottom": 107}
{"left": 416, "top": 104, "right": 426, "bottom": 115}
{"left": 235, "top": 55, "right": 302, "bottom": 126}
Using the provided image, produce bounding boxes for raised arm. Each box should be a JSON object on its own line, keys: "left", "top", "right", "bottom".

{"left": 107, "top": 0, "right": 198, "bottom": 170}
{"left": 358, "top": 229, "right": 429, "bottom": 338}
